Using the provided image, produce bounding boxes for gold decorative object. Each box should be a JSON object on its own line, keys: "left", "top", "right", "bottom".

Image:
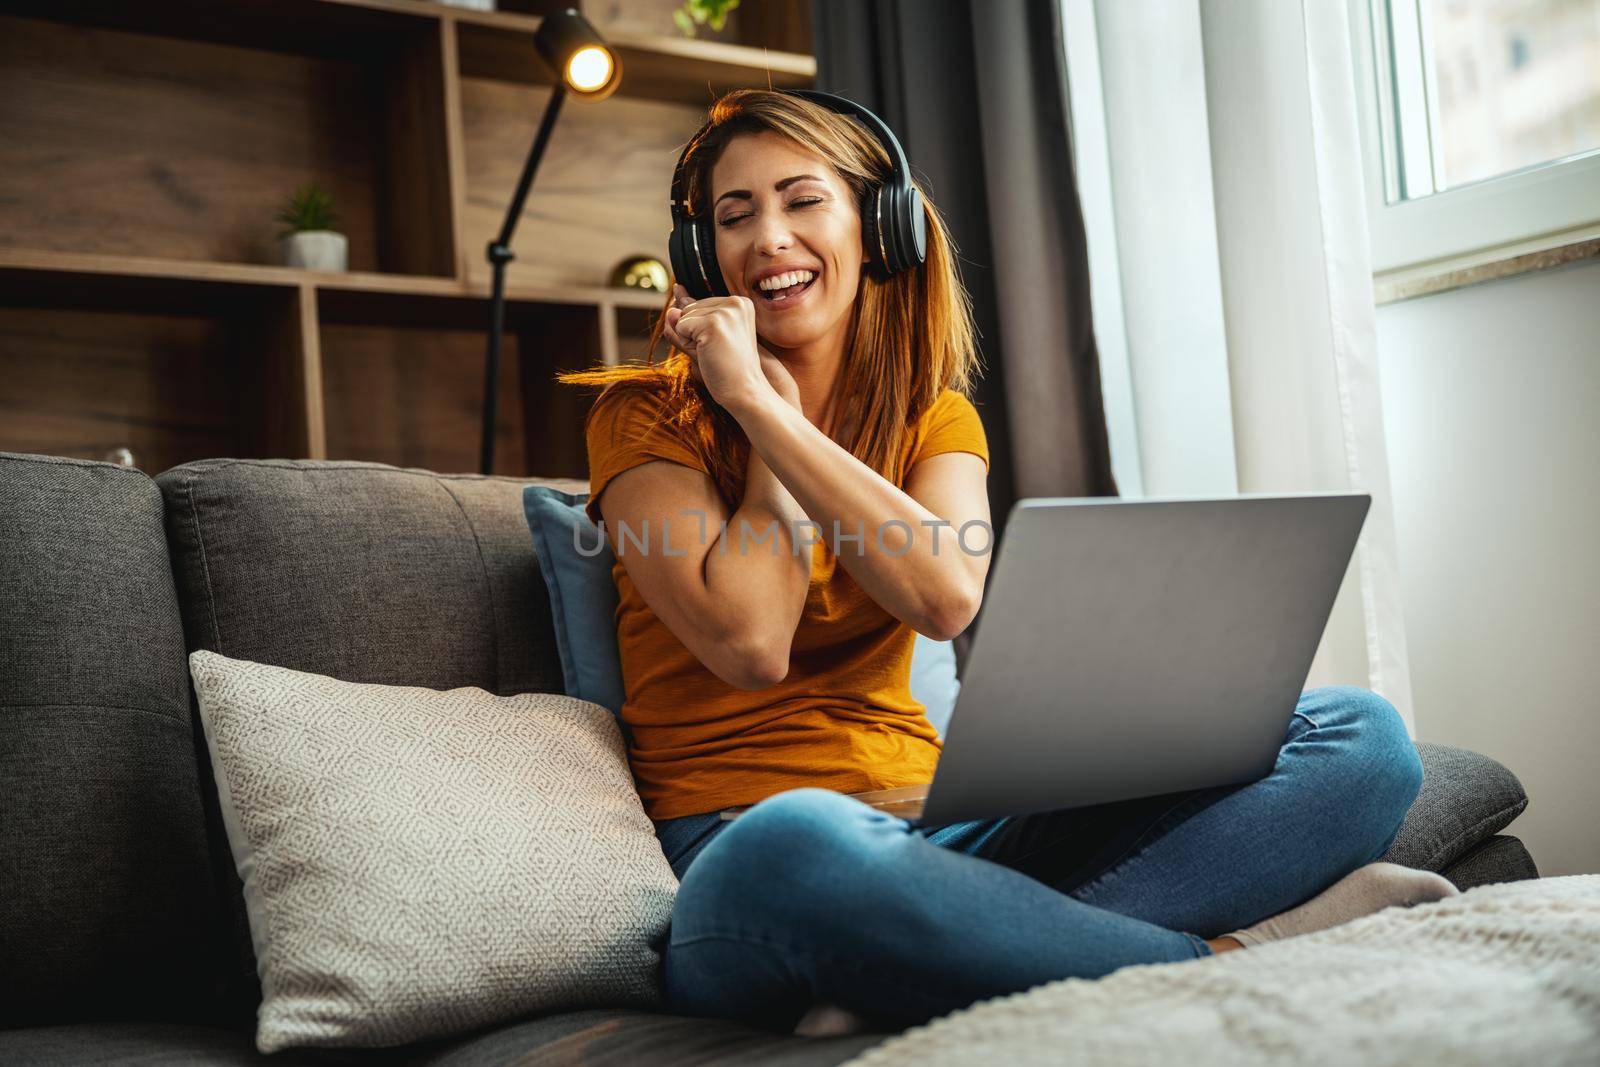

{"left": 607, "top": 255, "right": 669, "bottom": 294}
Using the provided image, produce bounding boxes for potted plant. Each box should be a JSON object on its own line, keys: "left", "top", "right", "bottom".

{"left": 673, "top": 0, "right": 740, "bottom": 37}
{"left": 277, "top": 183, "right": 347, "bottom": 272}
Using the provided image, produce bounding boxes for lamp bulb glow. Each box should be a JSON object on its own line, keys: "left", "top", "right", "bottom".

{"left": 566, "top": 47, "right": 613, "bottom": 92}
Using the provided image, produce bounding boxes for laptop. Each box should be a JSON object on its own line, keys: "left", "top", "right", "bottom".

{"left": 719, "top": 491, "right": 1371, "bottom": 828}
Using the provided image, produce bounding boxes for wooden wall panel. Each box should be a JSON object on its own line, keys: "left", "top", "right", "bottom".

{"left": 0, "top": 0, "right": 441, "bottom": 59}
{"left": 573, "top": 0, "right": 686, "bottom": 37}
{"left": 0, "top": 17, "right": 381, "bottom": 270}
{"left": 518, "top": 306, "right": 606, "bottom": 479}
{"left": 729, "top": 0, "right": 813, "bottom": 54}
{"left": 578, "top": 0, "right": 812, "bottom": 52}
{"left": 615, "top": 305, "right": 663, "bottom": 366}
{"left": 458, "top": 76, "right": 703, "bottom": 290}
{"left": 439, "top": 17, "right": 472, "bottom": 282}
{"left": 372, "top": 23, "right": 461, "bottom": 278}
{"left": 0, "top": 306, "right": 242, "bottom": 474}
{"left": 234, "top": 285, "right": 325, "bottom": 460}
{"left": 320, "top": 323, "right": 528, "bottom": 476}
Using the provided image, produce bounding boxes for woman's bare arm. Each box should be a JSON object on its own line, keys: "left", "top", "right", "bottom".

{"left": 724, "top": 389, "right": 992, "bottom": 640}
{"left": 596, "top": 444, "right": 810, "bottom": 690}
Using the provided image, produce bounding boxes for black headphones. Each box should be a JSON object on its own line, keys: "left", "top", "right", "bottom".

{"left": 667, "top": 89, "right": 928, "bottom": 300}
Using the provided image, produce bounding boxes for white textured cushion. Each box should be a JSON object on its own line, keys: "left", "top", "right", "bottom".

{"left": 187, "top": 649, "right": 677, "bottom": 1054}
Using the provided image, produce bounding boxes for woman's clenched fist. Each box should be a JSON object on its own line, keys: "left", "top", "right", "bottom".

{"left": 664, "top": 284, "right": 799, "bottom": 414}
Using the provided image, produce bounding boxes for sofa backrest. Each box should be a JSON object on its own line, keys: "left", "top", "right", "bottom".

{"left": 153, "top": 457, "right": 585, "bottom": 1024}
{"left": 0, "top": 453, "right": 225, "bottom": 1028}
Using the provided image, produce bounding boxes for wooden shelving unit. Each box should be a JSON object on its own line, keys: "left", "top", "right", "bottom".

{"left": 0, "top": 0, "right": 814, "bottom": 477}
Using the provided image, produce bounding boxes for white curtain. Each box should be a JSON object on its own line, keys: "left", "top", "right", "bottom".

{"left": 1198, "top": 0, "right": 1417, "bottom": 733}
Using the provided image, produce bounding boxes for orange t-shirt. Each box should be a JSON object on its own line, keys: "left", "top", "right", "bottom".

{"left": 584, "top": 385, "right": 991, "bottom": 821}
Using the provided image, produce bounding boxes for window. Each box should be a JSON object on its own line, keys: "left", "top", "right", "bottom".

{"left": 1351, "top": 0, "right": 1600, "bottom": 272}
{"left": 1382, "top": 0, "right": 1600, "bottom": 200}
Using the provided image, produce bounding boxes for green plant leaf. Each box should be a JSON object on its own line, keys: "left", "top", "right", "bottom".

{"left": 276, "top": 182, "right": 339, "bottom": 238}
{"left": 708, "top": 0, "right": 739, "bottom": 31}
{"left": 676, "top": 0, "right": 739, "bottom": 39}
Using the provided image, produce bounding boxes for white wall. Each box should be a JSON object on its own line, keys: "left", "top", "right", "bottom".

{"left": 1376, "top": 258, "right": 1600, "bottom": 876}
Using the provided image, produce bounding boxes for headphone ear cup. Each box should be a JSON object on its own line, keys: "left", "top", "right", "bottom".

{"left": 878, "top": 182, "right": 927, "bottom": 276}
{"left": 861, "top": 185, "right": 887, "bottom": 277}
{"left": 883, "top": 182, "right": 907, "bottom": 273}
{"left": 903, "top": 185, "right": 927, "bottom": 268}
{"left": 669, "top": 215, "right": 726, "bottom": 300}
{"left": 873, "top": 181, "right": 923, "bottom": 276}
{"left": 694, "top": 217, "right": 728, "bottom": 297}
{"left": 668, "top": 219, "right": 700, "bottom": 299}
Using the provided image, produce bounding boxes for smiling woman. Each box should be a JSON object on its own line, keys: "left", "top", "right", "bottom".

{"left": 550, "top": 85, "right": 1010, "bottom": 1033}
{"left": 555, "top": 88, "right": 989, "bottom": 810}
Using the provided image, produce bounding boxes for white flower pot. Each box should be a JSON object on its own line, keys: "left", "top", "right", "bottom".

{"left": 281, "top": 231, "right": 348, "bottom": 272}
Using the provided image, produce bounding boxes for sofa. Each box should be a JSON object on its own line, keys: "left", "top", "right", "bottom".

{"left": 0, "top": 451, "right": 1540, "bottom": 1065}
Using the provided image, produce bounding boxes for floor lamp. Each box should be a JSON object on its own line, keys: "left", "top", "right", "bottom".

{"left": 481, "top": 8, "right": 621, "bottom": 475}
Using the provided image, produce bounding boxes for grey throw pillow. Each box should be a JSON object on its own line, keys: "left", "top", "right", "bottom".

{"left": 187, "top": 650, "right": 677, "bottom": 1054}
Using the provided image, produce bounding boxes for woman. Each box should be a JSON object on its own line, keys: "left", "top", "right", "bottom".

{"left": 557, "top": 89, "right": 1455, "bottom": 1037}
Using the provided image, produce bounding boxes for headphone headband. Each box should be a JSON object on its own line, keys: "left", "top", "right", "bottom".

{"left": 668, "top": 90, "right": 910, "bottom": 217}
{"left": 667, "top": 88, "right": 928, "bottom": 299}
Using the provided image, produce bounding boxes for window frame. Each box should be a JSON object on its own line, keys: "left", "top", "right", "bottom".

{"left": 1349, "top": 0, "right": 1600, "bottom": 275}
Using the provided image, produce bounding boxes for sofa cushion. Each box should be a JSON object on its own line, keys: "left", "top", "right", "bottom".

{"left": 187, "top": 649, "right": 677, "bottom": 1055}
{"left": 0, "top": 452, "right": 224, "bottom": 1028}
{"left": 0, "top": 1022, "right": 324, "bottom": 1067}
{"left": 1380, "top": 741, "right": 1530, "bottom": 872}
{"left": 521, "top": 486, "right": 629, "bottom": 723}
{"left": 0, "top": 1010, "right": 891, "bottom": 1066}
{"left": 156, "top": 458, "right": 587, "bottom": 1024}
{"left": 400, "top": 1009, "right": 892, "bottom": 1066}
{"left": 157, "top": 459, "right": 584, "bottom": 697}
{"left": 908, "top": 633, "right": 960, "bottom": 738}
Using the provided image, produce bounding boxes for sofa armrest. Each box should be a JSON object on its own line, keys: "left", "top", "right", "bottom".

{"left": 1440, "top": 834, "right": 1540, "bottom": 890}
{"left": 1380, "top": 742, "right": 1531, "bottom": 873}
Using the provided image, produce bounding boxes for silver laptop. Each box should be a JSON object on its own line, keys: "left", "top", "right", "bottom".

{"left": 720, "top": 491, "right": 1371, "bottom": 828}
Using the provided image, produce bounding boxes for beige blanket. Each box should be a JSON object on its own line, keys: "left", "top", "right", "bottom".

{"left": 841, "top": 875, "right": 1600, "bottom": 1067}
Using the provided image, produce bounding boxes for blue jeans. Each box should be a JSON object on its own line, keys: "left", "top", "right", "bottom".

{"left": 651, "top": 685, "right": 1423, "bottom": 1033}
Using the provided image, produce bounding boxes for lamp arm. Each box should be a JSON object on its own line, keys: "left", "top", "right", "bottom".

{"left": 481, "top": 83, "right": 569, "bottom": 475}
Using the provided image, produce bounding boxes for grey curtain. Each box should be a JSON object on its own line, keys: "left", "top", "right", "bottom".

{"left": 812, "top": 0, "right": 1119, "bottom": 528}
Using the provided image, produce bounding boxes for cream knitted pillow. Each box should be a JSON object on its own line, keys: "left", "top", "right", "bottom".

{"left": 187, "top": 650, "right": 677, "bottom": 1054}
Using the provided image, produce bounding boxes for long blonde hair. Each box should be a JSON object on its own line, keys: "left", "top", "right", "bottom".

{"left": 557, "top": 88, "right": 982, "bottom": 510}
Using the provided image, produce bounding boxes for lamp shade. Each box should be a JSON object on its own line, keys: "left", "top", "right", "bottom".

{"left": 534, "top": 8, "right": 622, "bottom": 100}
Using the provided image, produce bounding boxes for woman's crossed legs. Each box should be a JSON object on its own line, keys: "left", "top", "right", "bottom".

{"left": 656, "top": 685, "right": 1424, "bottom": 1032}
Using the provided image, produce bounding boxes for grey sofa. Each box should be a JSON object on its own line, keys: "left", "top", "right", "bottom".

{"left": 0, "top": 451, "right": 1539, "bottom": 1066}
